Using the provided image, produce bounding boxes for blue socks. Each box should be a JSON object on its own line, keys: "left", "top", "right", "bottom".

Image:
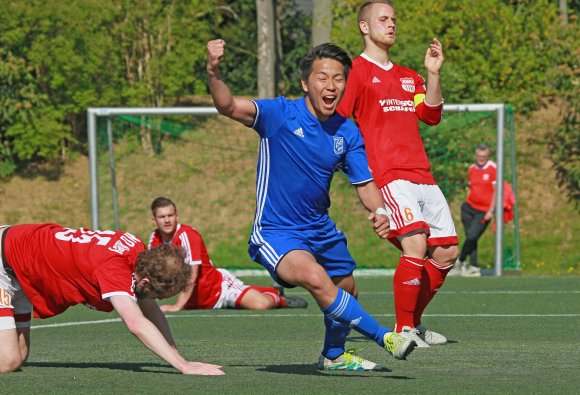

{"left": 322, "top": 288, "right": 390, "bottom": 357}
{"left": 322, "top": 316, "right": 351, "bottom": 360}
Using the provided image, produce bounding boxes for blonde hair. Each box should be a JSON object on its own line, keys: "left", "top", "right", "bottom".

{"left": 358, "top": 0, "right": 394, "bottom": 25}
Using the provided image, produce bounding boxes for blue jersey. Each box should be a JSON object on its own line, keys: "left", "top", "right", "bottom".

{"left": 249, "top": 96, "right": 372, "bottom": 240}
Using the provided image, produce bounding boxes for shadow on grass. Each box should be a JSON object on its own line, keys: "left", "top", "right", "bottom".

{"left": 349, "top": 334, "right": 460, "bottom": 345}
{"left": 256, "top": 364, "right": 414, "bottom": 379}
{"left": 24, "top": 361, "right": 176, "bottom": 374}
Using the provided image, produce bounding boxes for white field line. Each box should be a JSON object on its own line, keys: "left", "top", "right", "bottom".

{"left": 259, "top": 290, "right": 580, "bottom": 295}
{"left": 31, "top": 311, "right": 580, "bottom": 330}
{"left": 231, "top": 269, "right": 396, "bottom": 277}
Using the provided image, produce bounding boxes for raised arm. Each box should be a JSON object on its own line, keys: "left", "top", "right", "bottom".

{"left": 423, "top": 38, "right": 444, "bottom": 107}
{"left": 207, "top": 39, "right": 257, "bottom": 126}
{"left": 110, "top": 295, "right": 224, "bottom": 375}
{"left": 354, "top": 181, "right": 390, "bottom": 240}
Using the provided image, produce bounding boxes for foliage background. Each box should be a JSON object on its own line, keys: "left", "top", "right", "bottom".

{"left": 0, "top": 0, "right": 578, "bottom": 272}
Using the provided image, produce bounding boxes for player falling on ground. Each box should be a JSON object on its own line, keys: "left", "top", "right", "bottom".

{"left": 0, "top": 224, "right": 224, "bottom": 375}
{"left": 148, "top": 197, "right": 308, "bottom": 311}
{"left": 206, "top": 38, "right": 416, "bottom": 371}
{"left": 337, "top": 1, "right": 458, "bottom": 347}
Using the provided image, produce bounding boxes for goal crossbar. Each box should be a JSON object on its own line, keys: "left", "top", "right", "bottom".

{"left": 86, "top": 103, "right": 510, "bottom": 276}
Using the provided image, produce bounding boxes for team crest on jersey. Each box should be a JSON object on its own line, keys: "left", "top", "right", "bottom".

{"left": 400, "top": 77, "right": 415, "bottom": 93}
{"left": 333, "top": 137, "right": 344, "bottom": 155}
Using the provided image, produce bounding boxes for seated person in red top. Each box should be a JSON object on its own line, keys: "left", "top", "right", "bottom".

{"left": 148, "top": 197, "right": 308, "bottom": 311}
{"left": 0, "top": 224, "right": 224, "bottom": 375}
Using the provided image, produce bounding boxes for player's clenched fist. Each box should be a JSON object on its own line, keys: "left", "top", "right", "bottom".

{"left": 207, "top": 39, "right": 226, "bottom": 72}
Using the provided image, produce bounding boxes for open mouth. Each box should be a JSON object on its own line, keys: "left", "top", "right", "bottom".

{"left": 323, "top": 95, "right": 336, "bottom": 106}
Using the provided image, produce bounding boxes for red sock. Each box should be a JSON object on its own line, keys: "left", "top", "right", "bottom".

{"left": 278, "top": 297, "right": 287, "bottom": 308}
{"left": 393, "top": 255, "right": 425, "bottom": 331}
{"left": 247, "top": 286, "right": 283, "bottom": 307}
{"left": 414, "top": 258, "right": 453, "bottom": 326}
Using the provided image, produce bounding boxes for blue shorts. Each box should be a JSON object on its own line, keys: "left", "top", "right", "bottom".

{"left": 248, "top": 224, "right": 357, "bottom": 288}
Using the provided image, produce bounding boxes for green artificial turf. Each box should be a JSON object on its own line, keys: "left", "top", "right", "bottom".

{"left": 3, "top": 276, "right": 579, "bottom": 394}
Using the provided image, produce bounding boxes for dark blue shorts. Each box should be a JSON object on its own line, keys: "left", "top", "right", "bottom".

{"left": 248, "top": 224, "right": 357, "bottom": 288}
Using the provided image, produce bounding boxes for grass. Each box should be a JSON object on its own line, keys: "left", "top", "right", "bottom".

{"left": 4, "top": 275, "right": 580, "bottom": 394}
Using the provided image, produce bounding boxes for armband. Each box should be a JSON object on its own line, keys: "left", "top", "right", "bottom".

{"left": 375, "top": 207, "right": 388, "bottom": 216}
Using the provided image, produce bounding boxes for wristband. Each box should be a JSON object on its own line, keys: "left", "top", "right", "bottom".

{"left": 375, "top": 207, "right": 388, "bottom": 216}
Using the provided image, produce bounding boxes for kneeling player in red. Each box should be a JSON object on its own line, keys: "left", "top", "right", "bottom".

{"left": 0, "top": 224, "right": 224, "bottom": 375}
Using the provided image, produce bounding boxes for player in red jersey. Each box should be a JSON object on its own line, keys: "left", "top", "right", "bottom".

{"left": 451, "top": 144, "right": 496, "bottom": 277}
{"left": 337, "top": 0, "right": 458, "bottom": 347}
{"left": 0, "top": 224, "right": 224, "bottom": 375}
{"left": 148, "top": 197, "right": 308, "bottom": 311}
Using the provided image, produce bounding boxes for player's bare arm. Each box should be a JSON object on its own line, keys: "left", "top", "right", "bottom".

{"left": 207, "top": 39, "right": 256, "bottom": 126}
{"left": 424, "top": 38, "right": 444, "bottom": 107}
{"left": 160, "top": 265, "right": 198, "bottom": 312}
{"left": 354, "top": 181, "right": 390, "bottom": 239}
{"left": 138, "top": 298, "right": 176, "bottom": 346}
{"left": 111, "top": 295, "right": 224, "bottom": 375}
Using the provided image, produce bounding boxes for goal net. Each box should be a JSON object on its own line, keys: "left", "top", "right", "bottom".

{"left": 87, "top": 104, "right": 520, "bottom": 275}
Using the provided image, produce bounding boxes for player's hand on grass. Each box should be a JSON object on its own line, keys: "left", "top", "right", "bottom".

{"left": 207, "top": 39, "right": 226, "bottom": 72}
{"left": 368, "top": 212, "right": 390, "bottom": 239}
{"left": 424, "top": 38, "right": 444, "bottom": 75}
{"left": 181, "top": 361, "right": 225, "bottom": 376}
{"left": 160, "top": 304, "right": 182, "bottom": 312}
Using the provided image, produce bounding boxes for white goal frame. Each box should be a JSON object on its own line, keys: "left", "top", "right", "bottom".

{"left": 87, "top": 103, "right": 511, "bottom": 276}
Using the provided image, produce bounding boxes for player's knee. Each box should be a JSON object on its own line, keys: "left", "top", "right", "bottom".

{"left": 300, "top": 270, "right": 330, "bottom": 294}
{"left": 430, "top": 245, "right": 459, "bottom": 266}
{"left": 444, "top": 246, "right": 459, "bottom": 264}
{"left": 0, "top": 355, "right": 24, "bottom": 373}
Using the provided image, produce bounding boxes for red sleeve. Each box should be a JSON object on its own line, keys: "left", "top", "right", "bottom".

{"left": 95, "top": 256, "right": 136, "bottom": 300}
{"left": 413, "top": 73, "right": 442, "bottom": 126}
{"left": 337, "top": 65, "right": 361, "bottom": 118}
{"left": 415, "top": 101, "right": 443, "bottom": 126}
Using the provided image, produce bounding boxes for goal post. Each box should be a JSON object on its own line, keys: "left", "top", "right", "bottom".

{"left": 443, "top": 104, "right": 507, "bottom": 276}
{"left": 87, "top": 106, "right": 218, "bottom": 229}
{"left": 86, "top": 103, "right": 519, "bottom": 276}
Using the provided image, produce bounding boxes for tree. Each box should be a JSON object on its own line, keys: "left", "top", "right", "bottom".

{"left": 256, "top": 0, "right": 277, "bottom": 98}
{"left": 311, "top": 0, "right": 332, "bottom": 47}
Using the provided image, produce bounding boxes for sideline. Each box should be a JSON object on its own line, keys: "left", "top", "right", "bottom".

{"left": 231, "top": 268, "right": 396, "bottom": 277}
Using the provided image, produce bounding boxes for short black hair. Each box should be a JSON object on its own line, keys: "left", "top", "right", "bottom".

{"left": 299, "top": 43, "right": 352, "bottom": 81}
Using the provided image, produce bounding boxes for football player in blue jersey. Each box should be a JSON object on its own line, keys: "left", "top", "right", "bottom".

{"left": 206, "top": 39, "right": 416, "bottom": 371}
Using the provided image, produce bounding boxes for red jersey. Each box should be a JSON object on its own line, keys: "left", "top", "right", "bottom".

{"left": 4, "top": 224, "right": 143, "bottom": 318}
{"left": 466, "top": 160, "right": 497, "bottom": 212}
{"left": 337, "top": 54, "right": 443, "bottom": 188}
{"left": 148, "top": 224, "right": 222, "bottom": 309}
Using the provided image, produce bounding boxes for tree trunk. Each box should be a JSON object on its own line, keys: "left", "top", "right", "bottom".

{"left": 311, "top": 0, "right": 332, "bottom": 47}
{"left": 256, "top": 0, "right": 276, "bottom": 98}
{"left": 559, "top": 0, "right": 568, "bottom": 24}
